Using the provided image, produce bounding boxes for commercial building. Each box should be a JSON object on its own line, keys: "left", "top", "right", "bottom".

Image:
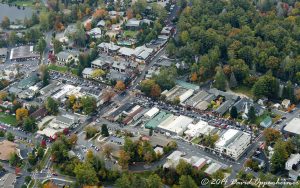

{"left": 284, "top": 118, "right": 300, "bottom": 135}
{"left": 144, "top": 107, "right": 160, "bottom": 119}
{"left": 9, "top": 45, "right": 39, "bottom": 61}
{"left": 184, "top": 120, "right": 216, "bottom": 138}
{"left": 0, "top": 173, "right": 16, "bottom": 188}
{"left": 204, "top": 163, "right": 222, "bottom": 175}
{"left": 163, "top": 85, "right": 194, "bottom": 103}
{"left": 157, "top": 115, "right": 194, "bottom": 135}
{"left": 82, "top": 68, "right": 94, "bottom": 79}
{"left": 193, "top": 158, "right": 207, "bottom": 170}
{"left": 215, "top": 129, "right": 251, "bottom": 160}
{"left": 163, "top": 150, "right": 183, "bottom": 168}
{"left": 145, "top": 111, "right": 172, "bottom": 129}
{"left": 98, "top": 42, "right": 120, "bottom": 54}
{"left": 52, "top": 84, "right": 76, "bottom": 100}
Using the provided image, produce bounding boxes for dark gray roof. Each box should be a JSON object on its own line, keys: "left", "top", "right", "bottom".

{"left": 215, "top": 100, "right": 235, "bottom": 116}
{"left": 209, "top": 88, "right": 240, "bottom": 101}
{"left": 109, "top": 103, "right": 135, "bottom": 118}
{"left": 233, "top": 98, "right": 252, "bottom": 113}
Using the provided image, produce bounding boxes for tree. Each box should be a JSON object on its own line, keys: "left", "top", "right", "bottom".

{"left": 148, "top": 174, "right": 163, "bottom": 188}
{"left": 229, "top": 72, "right": 238, "bottom": 88}
{"left": 39, "top": 64, "right": 49, "bottom": 86}
{"left": 190, "top": 72, "right": 198, "bottom": 82}
{"left": 271, "top": 140, "right": 289, "bottom": 173}
{"left": 28, "top": 153, "right": 37, "bottom": 165}
{"left": 248, "top": 106, "right": 256, "bottom": 123}
{"left": 101, "top": 124, "right": 109, "bottom": 137}
{"left": 91, "top": 69, "right": 105, "bottom": 79}
{"left": 25, "top": 176, "right": 31, "bottom": 184}
{"left": 23, "top": 117, "right": 37, "bottom": 132}
{"left": 230, "top": 106, "right": 238, "bottom": 119}
{"left": 263, "top": 128, "right": 281, "bottom": 145}
{"left": 103, "top": 144, "right": 113, "bottom": 159}
{"left": 282, "top": 81, "right": 295, "bottom": 102}
{"left": 178, "top": 175, "right": 198, "bottom": 188}
{"left": 252, "top": 73, "right": 279, "bottom": 99}
{"left": 36, "top": 38, "right": 46, "bottom": 60}
{"left": 176, "top": 159, "right": 192, "bottom": 175}
{"left": 214, "top": 68, "right": 227, "bottom": 91}
{"left": 37, "top": 147, "right": 44, "bottom": 158}
{"left": 39, "top": 12, "right": 50, "bottom": 31}
{"left": 81, "top": 96, "right": 97, "bottom": 115}
{"left": 74, "top": 162, "right": 99, "bottom": 186}
{"left": 8, "top": 31, "right": 17, "bottom": 46}
{"left": 0, "top": 91, "right": 7, "bottom": 100}
{"left": 140, "top": 79, "right": 156, "bottom": 96}
{"left": 45, "top": 97, "right": 59, "bottom": 115}
{"left": 69, "top": 134, "right": 78, "bottom": 146}
{"left": 1, "top": 16, "right": 10, "bottom": 29}
{"left": 85, "top": 126, "right": 98, "bottom": 139}
{"left": 85, "top": 21, "right": 92, "bottom": 31}
{"left": 16, "top": 108, "right": 29, "bottom": 122}
{"left": 9, "top": 152, "right": 21, "bottom": 167}
{"left": 115, "top": 80, "right": 126, "bottom": 91}
{"left": 6, "top": 132, "right": 14, "bottom": 141}
{"left": 150, "top": 84, "right": 161, "bottom": 98}
{"left": 118, "top": 150, "right": 130, "bottom": 169}
{"left": 53, "top": 39, "right": 63, "bottom": 54}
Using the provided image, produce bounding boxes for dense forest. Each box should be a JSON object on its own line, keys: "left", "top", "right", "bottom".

{"left": 167, "top": 0, "right": 300, "bottom": 100}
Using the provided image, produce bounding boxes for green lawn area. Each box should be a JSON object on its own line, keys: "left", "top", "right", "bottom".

{"left": 254, "top": 112, "right": 270, "bottom": 125}
{"left": 0, "top": 112, "right": 17, "bottom": 126}
{"left": 48, "top": 64, "right": 68, "bottom": 73}
{"left": 48, "top": 65, "right": 79, "bottom": 76}
{"left": 191, "top": 137, "right": 201, "bottom": 144}
{"left": 232, "top": 86, "right": 254, "bottom": 98}
{"left": 124, "top": 30, "right": 138, "bottom": 38}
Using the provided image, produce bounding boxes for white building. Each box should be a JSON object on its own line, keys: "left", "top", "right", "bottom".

{"left": 286, "top": 153, "right": 300, "bottom": 170}
{"left": 52, "top": 84, "right": 76, "bottom": 100}
{"left": 215, "top": 129, "right": 251, "bottom": 160}
{"left": 284, "top": 118, "right": 300, "bottom": 135}
{"left": 158, "top": 115, "right": 194, "bottom": 135}
{"left": 184, "top": 120, "right": 216, "bottom": 138}
{"left": 144, "top": 107, "right": 160, "bottom": 119}
{"left": 163, "top": 150, "right": 183, "bottom": 168}
{"left": 82, "top": 68, "right": 94, "bottom": 79}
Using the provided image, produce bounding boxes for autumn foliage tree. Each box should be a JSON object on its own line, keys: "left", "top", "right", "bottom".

{"left": 93, "top": 9, "right": 107, "bottom": 20}
{"left": 150, "top": 84, "right": 161, "bottom": 98}
{"left": 85, "top": 21, "right": 92, "bottom": 31}
{"left": 190, "top": 72, "right": 197, "bottom": 82}
{"left": 263, "top": 128, "right": 281, "bottom": 145}
{"left": 16, "top": 108, "right": 29, "bottom": 122}
{"left": 115, "top": 80, "right": 126, "bottom": 92}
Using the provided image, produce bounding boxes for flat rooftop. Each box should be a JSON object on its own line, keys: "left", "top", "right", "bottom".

{"left": 284, "top": 118, "right": 300, "bottom": 135}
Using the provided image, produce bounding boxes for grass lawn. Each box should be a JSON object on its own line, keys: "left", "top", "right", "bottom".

{"left": 232, "top": 86, "right": 254, "bottom": 98}
{"left": 254, "top": 112, "right": 270, "bottom": 125}
{"left": 48, "top": 64, "right": 68, "bottom": 73}
{"left": 191, "top": 137, "right": 201, "bottom": 144}
{"left": 124, "top": 30, "right": 138, "bottom": 38}
{"left": 0, "top": 112, "right": 17, "bottom": 126}
{"left": 48, "top": 65, "right": 79, "bottom": 76}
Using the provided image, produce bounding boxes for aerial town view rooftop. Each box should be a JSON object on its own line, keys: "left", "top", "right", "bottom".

{"left": 0, "top": 0, "right": 299, "bottom": 187}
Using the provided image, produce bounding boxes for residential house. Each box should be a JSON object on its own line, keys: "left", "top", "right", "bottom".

{"left": 260, "top": 116, "right": 272, "bottom": 128}
{"left": 56, "top": 51, "right": 78, "bottom": 66}
{"left": 125, "top": 18, "right": 141, "bottom": 30}
{"left": 282, "top": 99, "right": 291, "bottom": 109}
{"left": 87, "top": 28, "right": 102, "bottom": 39}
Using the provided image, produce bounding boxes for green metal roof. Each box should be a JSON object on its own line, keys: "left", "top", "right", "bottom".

{"left": 145, "top": 111, "right": 171, "bottom": 129}
{"left": 260, "top": 116, "right": 272, "bottom": 128}
{"left": 176, "top": 80, "right": 200, "bottom": 90}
